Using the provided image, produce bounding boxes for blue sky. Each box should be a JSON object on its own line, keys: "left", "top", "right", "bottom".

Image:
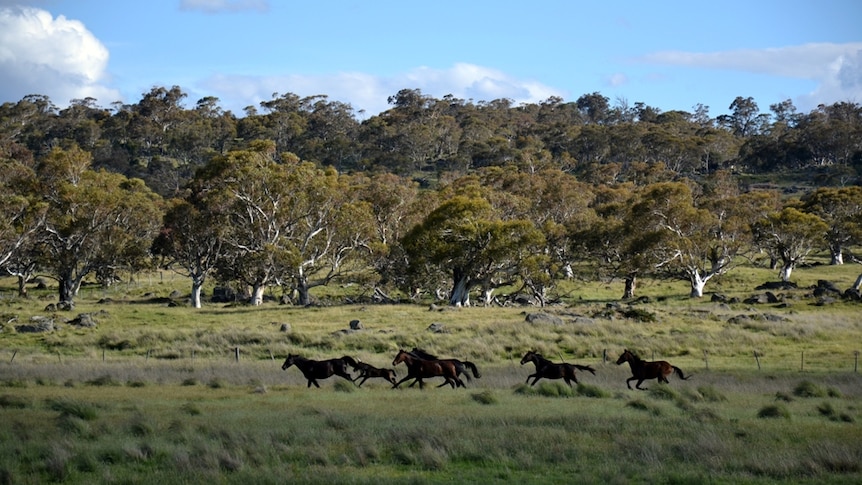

{"left": 1, "top": 0, "right": 860, "bottom": 119}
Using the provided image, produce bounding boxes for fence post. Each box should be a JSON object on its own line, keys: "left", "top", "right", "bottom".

{"left": 753, "top": 350, "right": 761, "bottom": 370}
{"left": 10, "top": 350, "right": 17, "bottom": 363}
{"left": 703, "top": 349, "right": 709, "bottom": 371}
{"left": 855, "top": 351, "right": 859, "bottom": 373}
{"left": 235, "top": 347, "right": 240, "bottom": 362}
{"left": 602, "top": 349, "right": 607, "bottom": 365}
{"left": 800, "top": 351, "right": 804, "bottom": 372}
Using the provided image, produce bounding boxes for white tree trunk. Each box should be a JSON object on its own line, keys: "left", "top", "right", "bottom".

{"left": 251, "top": 284, "right": 266, "bottom": 306}
{"left": 191, "top": 280, "right": 203, "bottom": 309}
{"left": 779, "top": 264, "right": 793, "bottom": 282}
{"left": 449, "top": 277, "right": 470, "bottom": 307}
{"left": 690, "top": 275, "right": 707, "bottom": 298}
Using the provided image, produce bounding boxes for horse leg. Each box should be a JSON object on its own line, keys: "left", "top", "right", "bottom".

{"left": 357, "top": 376, "right": 368, "bottom": 387}
{"left": 392, "top": 375, "right": 414, "bottom": 388}
{"left": 530, "top": 376, "right": 542, "bottom": 386}
{"left": 635, "top": 379, "right": 647, "bottom": 390}
{"left": 626, "top": 377, "right": 636, "bottom": 390}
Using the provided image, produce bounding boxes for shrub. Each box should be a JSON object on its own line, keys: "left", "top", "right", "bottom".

{"left": 757, "top": 404, "right": 790, "bottom": 419}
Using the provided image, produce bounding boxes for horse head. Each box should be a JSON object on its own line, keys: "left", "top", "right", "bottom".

{"left": 392, "top": 349, "right": 410, "bottom": 366}
{"left": 615, "top": 349, "right": 634, "bottom": 365}
{"left": 520, "top": 350, "right": 537, "bottom": 365}
{"left": 282, "top": 354, "right": 297, "bottom": 370}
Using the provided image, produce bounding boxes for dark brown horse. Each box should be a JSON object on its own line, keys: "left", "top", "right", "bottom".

{"left": 520, "top": 350, "right": 595, "bottom": 387}
{"left": 350, "top": 360, "right": 397, "bottom": 387}
{"left": 281, "top": 354, "right": 357, "bottom": 388}
{"left": 391, "top": 349, "right": 464, "bottom": 389}
{"left": 407, "top": 347, "right": 481, "bottom": 387}
{"left": 615, "top": 349, "right": 691, "bottom": 390}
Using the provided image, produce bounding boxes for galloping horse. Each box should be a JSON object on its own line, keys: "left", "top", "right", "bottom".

{"left": 391, "top": 349, "right": 464, "bottom": 389}
{"left": 520, "top": 350, "right": 596, "bottom": 387}
{"left": 281, "top": 354, "right": 357, "bottom": 388}
{"left": 350, "top": 360, "right": 397, "bottom": 387}
{"left": 615, "top": 349, "right": 691, "bottom": 390}
{"left": 408, "top": 347, "right": 481, "bottom": 386}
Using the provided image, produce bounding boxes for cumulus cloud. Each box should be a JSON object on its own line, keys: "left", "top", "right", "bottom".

{"left": 200, "top": 62, "right": 565, "bottom": 116}
{"left": 0, "top": 6, "right": 120, "bottom": 107}
{"left": 639, "top": 42, "right": 862, "bottom": 109}
{"left": 179, "top": 0, "right": 269, "bottom": 14}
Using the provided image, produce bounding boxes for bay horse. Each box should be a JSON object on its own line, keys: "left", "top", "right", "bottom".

{"left": 520, "top": 350, "right": 595, "bottom": 387}
{"left": 407, "top": 347, "right": 481, "bottom": 387}
{"left": 281, "top": 354, "right": 357, "bottom": 388}
{"left": 350, "top": 360, "right": 397, "bottom": 387}
{"left": 391, "top": 349, "right": 464, "bottom": 389}
{"left": 615, "top": 349, "right": 691, "bottom": 390}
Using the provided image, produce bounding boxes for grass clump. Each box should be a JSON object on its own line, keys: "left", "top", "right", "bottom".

{"left": 626, "top": 398, "right": 662, "bottom": 415}
{"left": 85, "top": 374, "right": 121, "bottom": 387}
{"left": 647, "top": 384, "right": 679, "bottom": 401}
{"left": 697, "top": 385, "right": 727, "bottom": 402}
{"left": 575, "top": 383, "right": 609, "bottom": 398}
{"left": 471, "top": 389, "right": 498, "bottom": 404}
{"left": 0, "top": 394, "right": 29, "bottom": 409}
{"left": 793, "top": 380, "right": 826, "bottom": 398}
{"left": 757, "top": 404, "right": 791, "bottom": 419}
{"left": 333, "top": 379, "right": 355, "bottom": 393}
{"left": 47, "top": 398, "right": 99, "bottom": 420}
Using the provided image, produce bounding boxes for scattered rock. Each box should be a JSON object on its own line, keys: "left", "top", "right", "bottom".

{"left": 525, "top": 312, "right": 564, "bottom": 326}
{"left": 427, "top": 322, "right": 446, "bottom": 333}
{"left": 16, "top": 316, "right": 54, "bottom": 333}
{"left": 349, "top": 319, "right": 363, "bottom": 330}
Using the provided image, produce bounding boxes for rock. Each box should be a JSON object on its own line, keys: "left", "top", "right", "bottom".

{"left": 525, "top": 312, "right": 564, "bottom": 326}
{"left": 427, "top": 322, "right": 446, "bottom": 333}
{"left": 349, "top": 319, "right": 363, "bottom": 330}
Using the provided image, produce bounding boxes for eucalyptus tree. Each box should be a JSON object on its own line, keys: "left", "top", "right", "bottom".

{"left": 0, "top": 150, "right": 47, "bottom": 296}
{"left": 36, "top": 145, "right": 163, "bottom": 303}
{"left": 151, "top": 196, "right": 227, "bottom": 308}
{"left": 624, "top": 181, "right": 750, "bottom": 298}
{"left": 752, "top": 207, "right": 828, "bottom": 282}
{"left": 800, "top": 186, "right": 862, "bottom": 265}
{"left": 401, "top": 194, "right": 544, "bottom": 306}
{"left": 201, "top": 140, "right": 375, "bottom": 306}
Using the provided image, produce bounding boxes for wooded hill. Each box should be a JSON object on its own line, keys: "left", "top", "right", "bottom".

{"left": 1, "top": 87, "right": 861, "bottom": 308}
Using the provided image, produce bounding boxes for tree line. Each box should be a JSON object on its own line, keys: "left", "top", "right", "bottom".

{"left": 1, "top": 87, "right": 861, "bottom": 307}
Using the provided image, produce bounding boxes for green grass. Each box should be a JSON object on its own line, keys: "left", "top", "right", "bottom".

{"left": 0, "top": 261, "right": 860, "bottom": 482}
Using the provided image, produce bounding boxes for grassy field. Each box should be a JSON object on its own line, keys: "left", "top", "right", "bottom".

{"left": 0, "top": 261, "right": 861, "bottom": 483}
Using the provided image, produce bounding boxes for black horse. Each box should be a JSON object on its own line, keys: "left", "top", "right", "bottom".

{"left": 391, "top": 349, "right": 464, "bottom": 389}
{"left": 520, "top": 350, "right": 595, "bottom": 387}
{"left": 281, "top": 354, "right": 357, "bottom": 388}
{"left": 616, "top": 349, "right": 690, "bottom": 390}
{"left": 406, "top": 347, "right": 481, "bottom": 388}
{"left": 350, "top": 360, "right": 397, "bottom": 387}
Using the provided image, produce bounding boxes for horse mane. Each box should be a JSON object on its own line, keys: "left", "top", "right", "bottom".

{"left": 410, "top": 347, "right": 439, "bottom": 360}
{"left": 624, "top": 349, "right": 644, "bottom": 363}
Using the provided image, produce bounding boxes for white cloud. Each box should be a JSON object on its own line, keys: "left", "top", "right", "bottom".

{"left": 0, "top": 6, "right": 120, "bottom": 107}
{"left": 179, "top": 0, "right": 269, "bottom": 14}
{"left": 200, "top": 62, "right": 565, "bottom": 116}
{"left": 639, "top": 42, "right": 862, "bottom": 109}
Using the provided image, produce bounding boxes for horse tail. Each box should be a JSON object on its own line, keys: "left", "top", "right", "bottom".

{"left": 463, "top": 361, "right": 481, "bottom": 379}
{"left": 576, "top": 364, "right": 596, "bottom": 375}
{"left": 672, "top": 366, "right": 691, "bottom": 380}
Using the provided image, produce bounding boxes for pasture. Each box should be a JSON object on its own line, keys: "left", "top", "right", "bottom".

{"left": 1, "top": 262, "right": 861, "bottom": 483}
